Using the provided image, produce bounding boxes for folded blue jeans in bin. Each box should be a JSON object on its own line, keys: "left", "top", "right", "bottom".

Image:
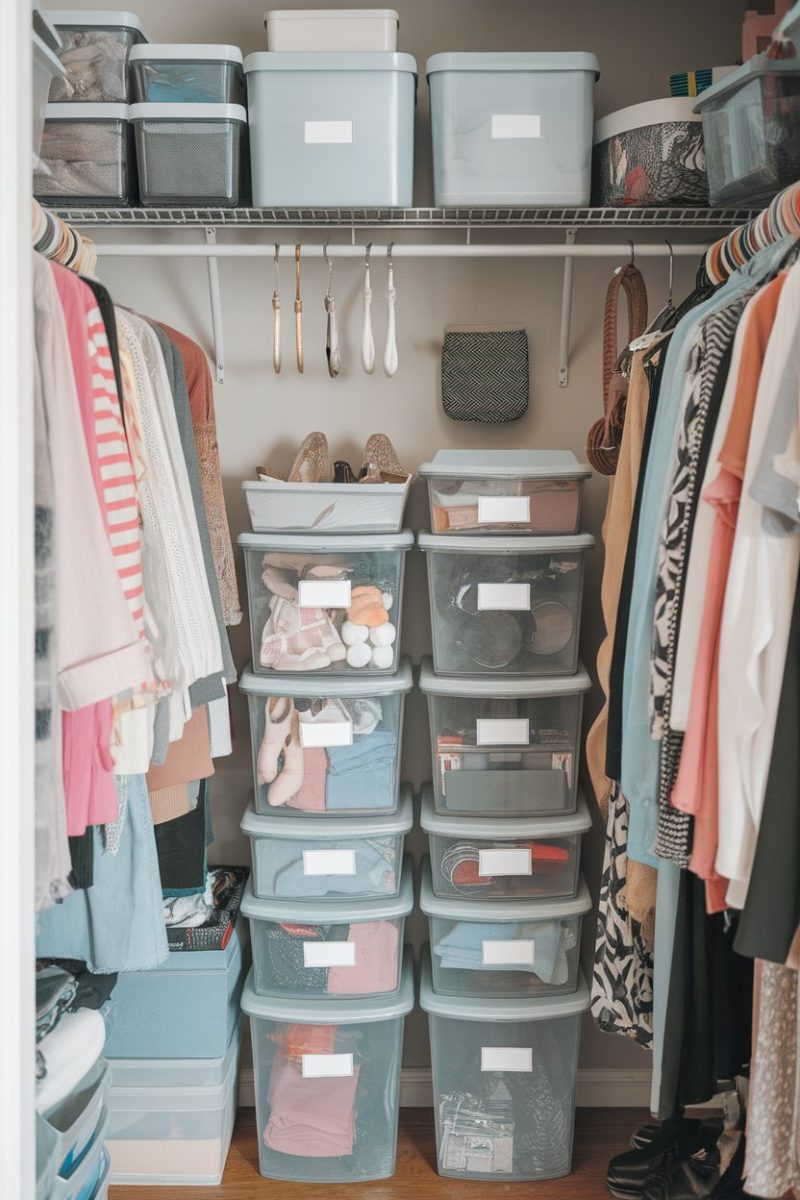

{"left": 326, "top": 729, "right": 396, "bottom": 811}
{"left": 263, "top": 837, "right": 398, "bottom": 899}
{"left": 433, "top": 920, "right": 574, "bottom": 986}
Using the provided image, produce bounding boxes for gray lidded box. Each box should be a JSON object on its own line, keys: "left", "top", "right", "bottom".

{"left": 419, "top": 657, "right": 590, "bottom": 818}
{"left": 34, "top": 103, "right": 136, "bottom": 205}
{"left": 129, "top": 102, "right": 247, "bottom": 206}
{"left": 129, "top": 44, "right": 245, "bottom": 105}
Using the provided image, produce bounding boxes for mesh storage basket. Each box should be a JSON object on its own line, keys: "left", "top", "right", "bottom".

{"left": 130, "top": 102, "right": 246, "bottom": 205}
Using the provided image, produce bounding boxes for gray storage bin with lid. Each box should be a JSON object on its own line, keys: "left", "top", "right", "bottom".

{"left": 44, "top": 9, "right": 147, "bottom": 103}
{"left": 419, "top": 531, "right": 594, "bottom": 677}
{"left": 242, "top": 946, "right": 414, "bottom": 1183}
{"left": 130, "top": 102, "right": 247, "bottom": 206}
{"left": 419, "top": 450, "right": 590, "bottom": 536}
{"left": 130, "top": 44, "right": 245, "bottom": 104}
{"left": 106, "top": 1023, "right": 240, "bottom": 1186}
{"left": 244, "top": 52, "right": 416, "bottom": 206}
{"left": 243, "top": 471, "right": 413, "bottom": 535}
{"left": 37, "top": 1057, "right": 110, "bottom": 1197}
{"left": 239, "top": 658, "right": 412, "bottom": 816}
{"left": 243, "top": 855, "right": 413, "bottom": 999}
{"left": 421, "top": 783, "right": 592, "bottom": 901}
{"left": 34, "top": 103, "right": 136, "bottom": 204}
{"left": 694, "top": 54, "right": 800, "bottom": 205}
{"left": 420, "top": 947, "right": 590, "bottom": 1181}
{"left": 239, "top": 530, "right": 413, "bottom": 678}
{"left": 427, "top": 52, "right": 599, "bottom": 206}
{"left": 242, "top": 785, "right": 413, "bottom": 901}
{"left": 592, "top": 98, "right": 708, "bottom": 207}
{"left": 420, "top": 658, "right": 590, "bottom": 818}
{"left": 421, "top": 857, "right": 591, "bottom": 999}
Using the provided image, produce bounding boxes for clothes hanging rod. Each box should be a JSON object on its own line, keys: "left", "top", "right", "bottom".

{"left": 92, "top": 242, "right": 709, "bottom": 259}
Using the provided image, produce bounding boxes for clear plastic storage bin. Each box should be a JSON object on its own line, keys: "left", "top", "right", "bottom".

{"left": 50, "top": 1113, "right": 109, "bottom": 1200}
{"left": 45, "top": 9, "right": 147, "bottom": 103}
{"left": 420, "top": 948, "right": 590, "bottom": 1181}
{"left": 106, "top": 1025, "right": 240, "bottom": 1186}
{"left": 244, "top": 52, "right": 416, "bottom": 206}
{"left": 242, "top": 785, "right": 413, "bottom": 901}
{"left": 33, "top": 32, "right": 66, "bottom": 163}
{"left": 239, "top": 530, "right": 413, "bottom": 677}
{"left": 242, "top": 948, "right": 413, "bottom": 1183}
{"left": 421, "top": 784, "right": 591, "bottom": 901}
{"left": 419, "top": 532, "right": 593, "bottom": 677}
{"left": 129, "top": 44, "right": 245, "bottom": 104}
{"left": 421, "top": 858, "right": 591, "bottom": 999}
{"left": 239, "top": 659, "right": 412, "bottom": 816}
{"left": 419, "top": 450, "right": 590, "bottom": 536}
{"left": 34, "top": 104, "right": 135, "bottom": 204}
{"left": 130, "top": 102, "right": 246, "bottom": 206}
{"left": 420, "top": 658, "right": 590, "bottom": 818}
{"left": 39, "top": 1058, "right": 110, "bottom": 1189}
{"left": 694, "top": 55, "right": 800, "bottom": 205}
{"left": 265, "top": 9, "right": 400, "bottom": 52}
{"left": 243, "top": 473, "right": 413, "bottom": 534}
{"left": 243, "top": 856, "right": 412, "bottom": 999}
{"left": 427, "top": 52, "right": 599, "bottom": 206}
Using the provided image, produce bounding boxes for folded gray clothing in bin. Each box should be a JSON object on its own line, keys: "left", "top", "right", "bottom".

{"left": 41, "top": 123, "right": 124, "bottom": 163}
{"left": 263, "top": 836, "right": 397, "bottom": 898}
{"left": 50, "top": 34, "right": 128, "bottom": 103}
{"left": 433, "top": 920, "right": 575, "bottom": 985}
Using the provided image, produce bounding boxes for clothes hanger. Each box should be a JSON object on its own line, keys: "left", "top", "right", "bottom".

{"left": 632, "top": 240, "right": 677, "bottom": 345}
{"left": 383, "top": 241, "right": 398, "bottom": 378}
{"left": 294, "top": 243, "right": 303, "bottom": 374}
{"left": 323, "top": 240, "right": 341, "bottom": 379}
{"left": 272, "top": 243, "right": 281, "bottom": 375}
{"left": 361, "top": 242, "right": 376, "bottom": 375}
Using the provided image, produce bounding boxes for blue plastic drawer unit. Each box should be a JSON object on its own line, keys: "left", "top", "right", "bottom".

{"left": 427, "top": 52, "right": 599, "bottom": 206}
{"left": 244, "top": 52, "right": 416, "bottom": 206}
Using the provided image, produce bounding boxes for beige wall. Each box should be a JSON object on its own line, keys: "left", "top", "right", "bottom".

{"left": 48, "top": 0, "right": 747, "bottom": 1072}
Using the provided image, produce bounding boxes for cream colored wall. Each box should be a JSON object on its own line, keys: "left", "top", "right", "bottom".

{"left": 47, "top": 0, "right": 746, "bottom": 1073}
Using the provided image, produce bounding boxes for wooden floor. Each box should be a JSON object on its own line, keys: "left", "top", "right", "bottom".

{"left": 108, "top": 1106, "right": 645, "bottom": 1199}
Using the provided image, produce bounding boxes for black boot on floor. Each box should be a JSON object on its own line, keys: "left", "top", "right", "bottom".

{"left": 607, "top": 1118, "right": 723, "bottom": 1199}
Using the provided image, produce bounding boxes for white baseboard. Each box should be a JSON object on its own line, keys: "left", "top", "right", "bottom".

{"left": 238, "top": 1066, "right": 655, "bottom": 1109}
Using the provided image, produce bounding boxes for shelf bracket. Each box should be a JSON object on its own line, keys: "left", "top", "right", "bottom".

{"left": 558, "top": 228, "right": 577, "bottom": 388}
{"left": 204, "top": 227, "right": 225, "bottom": 384}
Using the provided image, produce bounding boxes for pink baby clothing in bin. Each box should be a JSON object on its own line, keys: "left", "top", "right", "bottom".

{"left": 328, "top": 919, "right": 399, "bottom": 995}
{"left": 264, "top": 1056, "right": 360, "bottom": 1157}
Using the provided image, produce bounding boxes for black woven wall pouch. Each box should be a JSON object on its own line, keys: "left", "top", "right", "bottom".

{"left": 441, "top": 324, "right": 529, "bottom": 424}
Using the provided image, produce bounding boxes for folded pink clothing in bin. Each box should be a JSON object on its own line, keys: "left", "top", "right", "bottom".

{"left": 328, "top": 919, "right": 399, "bottom": 996}
{"left": 264, "top": 1057, "right": 360, "bottom": 1157}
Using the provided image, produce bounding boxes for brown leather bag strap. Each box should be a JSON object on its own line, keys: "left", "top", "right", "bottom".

{"left": 602, "top": 264, "right": 648, "bottom": 410}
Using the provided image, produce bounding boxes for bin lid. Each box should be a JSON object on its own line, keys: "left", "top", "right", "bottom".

{"left": 242, "top": 854, "right": 413, "bottom": 923}
{"left": 694, "top": 53, "right": 800, "bottom": 112}
{"left": 420, "top": 782, "right": 593, "bottom": 839}
{"left": 244, "top": 50, "right": 416, "bottom": 74}
{"left": 265, "top": 8, "right": 399, "bottom": 22}
{"left": 44, "top": 102, "right": 129, "bottom": 119}
{"left": 418, "top": 449, "right": 591, "bottom": 480}
{"left": 420, "top": 856, "right": 592, "bottom": 920}
{"left": 419, "top": 656, "right": 590, "bottom": 698}
{"left": 238, "top": 528, "right": 414, "bottom": 551}
{"left": 419, "top": 945, "right": 591, "bottom": 1020}
{"left": 242, "top": 944, "right": 414, "bottom": 1022}
{"left": 426, "top": 51, "right": 599, "bottom": 79}
{"left": 241, "top": 783, "right": 413, "bottom": 839}
{"left": 130, "top": 43, "right": 243, "bottom": 64}
{"left": 594, "top": 97, "right": 702, "bottom": 144}
{"left": 128, "top": 102, "right": 247, "bottom": 121}
{"left": 417, "top": 530, "right": 595, "bottom": 553}
{"left": 239, "top": 655, "right": 413, "bottom": 698}
{"left": 44, "top": 9, "right": 147, "bottom": 37}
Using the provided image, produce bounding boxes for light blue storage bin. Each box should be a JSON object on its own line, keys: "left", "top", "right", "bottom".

{"left": 421, "top": 784, "right": 592, "bottom": 901}
{"left": 243, "top": 855, "right": 413, "bottom": 999}
{"left": 39, "top": 1057, "right": 110, "bottom": 1193}
{"left": 420, "top": 947, "right": 590, "bottom": 1181}
{"left": 103, "top": 919, "right": 248, "bottom": 1060}
{"left": 242, "top": 785, "right": 413, "bottom": 901}
{"left": 418, "top": 531, "right": 594, "bottom": 678}
{"left": 427, "top": 52, "right": 599, "bottom": 206}
{"left": 239, "top": 658, "right": 412, "bottom": 817}
{"left": 244, "top": 51, "right": 416, "bottom": 206}
{"left": 242, "top": 947, "right": 414, "bottom": 1183}
{"left": 419, "top": 657, "right": 590, "bottom": 818}
{"left": 239, "top": 529, "right": 413, "bottom": 678}
{"left": 421, "top": 857, "right": 591, "bottom": 999}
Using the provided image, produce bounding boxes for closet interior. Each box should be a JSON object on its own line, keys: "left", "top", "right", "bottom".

{"left": 18, "top": 1, "right": 800, "bottom": 1198}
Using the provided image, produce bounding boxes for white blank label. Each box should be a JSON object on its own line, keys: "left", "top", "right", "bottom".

{"left": 299, "top": 720, "right": 353, "bottom": 749}
{"left": 303, "top": 941, "right": 356, "bottom": 969}
{"left": 297, "top": 580, "right": 352, "bottom": 609}
{"left": 478, "top": 847, "right": 532, "bottom": 877}
{"left": 304, "top": 119, "right": 353, "bottom": 144}
{"left": 491, "top": 114, "right": 541, "bottom": 140}
{"left": 476, "top": 718, "right": 530, "bottom": 746}
{"left": 482, "top": 939, "right": 535, "bottom": 966}
{"left": 477, "top": 582, "right": 531, "bottom": 611}
{"left": 481, "top": 1046, "right": 533, "bottom": 1072}
{"left": 478, "top": 496, "right": 531, "bottom": 524}
{"left": 303, "top": 849, "right": 356, "bottom": 876}
{"left": 302, "top": 1053, "right": 354, "bottom": 1078}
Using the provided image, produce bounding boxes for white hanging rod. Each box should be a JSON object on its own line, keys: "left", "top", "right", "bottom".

{"left": 93, "top": 241, "right": 708, "bottom": 259}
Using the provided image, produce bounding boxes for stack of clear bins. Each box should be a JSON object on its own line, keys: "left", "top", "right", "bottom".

{"left": 417, "top": 448, "right": 594, "bottom": 1181}
{"left": 237, "top": 483, "right": 416, "bottom": 1182}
